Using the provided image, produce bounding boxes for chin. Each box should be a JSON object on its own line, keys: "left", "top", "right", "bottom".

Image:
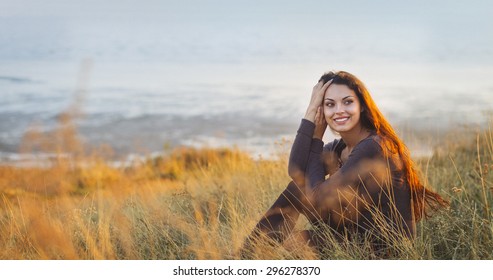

{"left": 330, "top": 125, "right": 359, "bottom": 134}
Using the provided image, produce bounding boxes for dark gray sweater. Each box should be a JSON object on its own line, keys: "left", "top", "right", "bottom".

{"left": 288, "top": 119, "right": 414, "bottom": 239}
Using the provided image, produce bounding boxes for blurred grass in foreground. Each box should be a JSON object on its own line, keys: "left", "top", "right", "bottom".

{"left": 1, "top": 114, "right": 492, "bottom": 259}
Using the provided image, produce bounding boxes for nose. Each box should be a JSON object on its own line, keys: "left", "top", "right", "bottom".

{"left": 335, "top": 103, "right": 345, "bottom": 114}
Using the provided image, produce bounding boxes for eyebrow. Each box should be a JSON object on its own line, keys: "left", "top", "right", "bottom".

{"left": 324, "top": 96, "right": 353, "bottom": 101}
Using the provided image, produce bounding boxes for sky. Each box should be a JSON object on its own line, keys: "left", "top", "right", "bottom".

{"left": 1, "top": 0, "right": 492, "bottom": 65}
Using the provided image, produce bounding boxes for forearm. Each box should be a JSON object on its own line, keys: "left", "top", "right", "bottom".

{"left": 288, "top": 119, "right": 316, "bottom": 185}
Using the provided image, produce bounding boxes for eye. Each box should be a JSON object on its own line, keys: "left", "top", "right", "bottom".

{"left": 344, "top": 99, "right": 354, "bottom": 105}
{"left": 325, "top": 102, "right": 334, "bottom": 108}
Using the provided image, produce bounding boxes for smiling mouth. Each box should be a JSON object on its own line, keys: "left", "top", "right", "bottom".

{"left": 333, "top": 117, "right": 350, "bottom": 124}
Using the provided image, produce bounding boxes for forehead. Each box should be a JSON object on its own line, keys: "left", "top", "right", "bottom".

{"left": 324, "top": 84, "right": 356, "bottom": 99}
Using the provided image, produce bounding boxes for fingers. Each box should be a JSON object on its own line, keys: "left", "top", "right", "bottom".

{"left": 314, "top": 78, "right": 332, "bottom": 87}
{"left": 321, "top": 79, "right": 333, "bottom": 91}
{"left": 313, "top": 79, "right": 333, "bottom": 98}
{"left": 313, "top": 81, "right": 323, "bottom": 91}
{"left": 308, "top": 78, "right": 333, "bottom": 118}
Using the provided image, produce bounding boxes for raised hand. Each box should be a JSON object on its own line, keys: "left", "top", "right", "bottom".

{"left": 304, "top": 79, "right": 332, "bottom": 122}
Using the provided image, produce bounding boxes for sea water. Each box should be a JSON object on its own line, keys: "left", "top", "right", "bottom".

{"left": 1, "top": 0, "right": 492, "bottom": 162}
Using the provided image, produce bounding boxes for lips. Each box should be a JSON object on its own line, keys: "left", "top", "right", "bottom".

{"left": 333, "top": 117, "right": 350, "bottom": 124}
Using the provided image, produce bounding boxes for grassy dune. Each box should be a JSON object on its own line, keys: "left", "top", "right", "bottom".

{"left": 1, "top": 118, "right": 492, "bottom": 259}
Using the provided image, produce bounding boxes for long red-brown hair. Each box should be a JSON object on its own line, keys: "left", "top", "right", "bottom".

{"left": 319, "top": 70, "right": 449, "bottom": 221}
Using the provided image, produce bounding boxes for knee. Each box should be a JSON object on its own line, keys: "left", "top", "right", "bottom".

{"left": 278, "top": 181, "right": 306, "bottom": 210}
{"left": 266, "top": 181, "right": 294, "bottom": 210}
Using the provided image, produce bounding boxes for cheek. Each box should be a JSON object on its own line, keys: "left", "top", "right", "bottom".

{"left": 349, "top": 104, "right": 362, "bottom": 116}
{"left": 323, "top": 106, "right": 334, "bottom": 119}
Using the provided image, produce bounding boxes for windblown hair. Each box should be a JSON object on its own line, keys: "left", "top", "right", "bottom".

{"left": 319, "top": 71, "right": 449, "bottom": 221}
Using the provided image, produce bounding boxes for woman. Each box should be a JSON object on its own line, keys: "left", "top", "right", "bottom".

{"left": 243, "top": 71, "right": 448, "bottom": 256}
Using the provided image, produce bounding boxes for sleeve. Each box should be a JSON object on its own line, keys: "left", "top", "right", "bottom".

{"left": 305, "top": 138, "right": 326, "bottom": 189}
{"left": 288, "top": 119, "right": 315, "bottom": 186}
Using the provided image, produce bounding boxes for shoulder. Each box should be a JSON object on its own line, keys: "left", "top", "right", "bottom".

{"left": 355, "top": 134, "right": 406, "bottom": 172}
{"left": 352, "top": 134, "right": 385, "bottom": 158}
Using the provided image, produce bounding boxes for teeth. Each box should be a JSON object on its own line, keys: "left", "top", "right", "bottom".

{"left": 334, "top": 117, "right": 349, "bottom": 122}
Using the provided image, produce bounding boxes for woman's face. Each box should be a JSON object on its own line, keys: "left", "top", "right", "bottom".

{"left": 323, "top": 83, "right": 363, "bottom": 134}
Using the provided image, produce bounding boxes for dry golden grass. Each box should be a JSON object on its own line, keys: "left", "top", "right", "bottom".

{"left": 0, "top": 143, "right": 291, "bottom": 259}
{"left": 1, "top": 112, "right": 492, "bottom": 259}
